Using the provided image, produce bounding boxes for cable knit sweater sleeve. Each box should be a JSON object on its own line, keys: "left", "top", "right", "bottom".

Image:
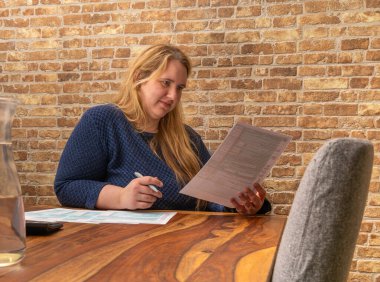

{"left": 54, "top": 107, "right": 112, "bottom": 209}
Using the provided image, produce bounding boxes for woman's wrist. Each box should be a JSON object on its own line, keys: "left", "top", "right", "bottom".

{"left": 96, "top": 184, "right": 124, "bottom": 210}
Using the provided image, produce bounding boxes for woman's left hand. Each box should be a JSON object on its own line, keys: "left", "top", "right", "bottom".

{"left": 231, "top": 183, "right": 266, "bottom": 216}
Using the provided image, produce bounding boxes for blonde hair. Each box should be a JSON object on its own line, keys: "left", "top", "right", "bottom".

{"left": 115, "top": 44, "right": 207, "bottom": 210}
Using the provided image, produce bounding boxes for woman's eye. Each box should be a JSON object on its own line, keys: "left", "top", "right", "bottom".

{"left": 160, "top": 80, "right": 170, "bottom": 87}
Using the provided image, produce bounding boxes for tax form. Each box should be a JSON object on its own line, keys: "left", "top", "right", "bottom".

{"left": 180, "top": 123, "right": 292, "bottom": 208}
{"left": 26, "top": 208, "right": 176, "bottom": 225}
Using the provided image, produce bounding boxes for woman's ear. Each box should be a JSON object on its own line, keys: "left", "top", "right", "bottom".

{"left": 133, "top": 71, "right": 140, "bottom": 82}
{"left": 134, "top": 70, "right": 149, "bottom": 83}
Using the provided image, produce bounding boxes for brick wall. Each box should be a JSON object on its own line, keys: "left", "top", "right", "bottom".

{"left": 0, "top": 0, "right": 379, "bottom": 279}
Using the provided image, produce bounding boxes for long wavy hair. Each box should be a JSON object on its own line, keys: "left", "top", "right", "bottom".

{"left": 115, "top": 44, "right": 207, "bottom": 210}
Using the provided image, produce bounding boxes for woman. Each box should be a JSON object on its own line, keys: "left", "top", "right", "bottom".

{"left": 54, "top": 44, "right": 271, "bottom": 215}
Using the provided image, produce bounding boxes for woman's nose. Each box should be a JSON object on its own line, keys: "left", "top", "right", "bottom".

{"left": 167, "top": 85, "right": 179, "bottom": 100}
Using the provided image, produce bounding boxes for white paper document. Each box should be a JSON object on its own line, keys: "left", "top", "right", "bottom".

{"left": 180, "top": 123, "right": 292, "bottom": 208}
{"left": 25, "top": 208, "right": 176, "bottom": 225}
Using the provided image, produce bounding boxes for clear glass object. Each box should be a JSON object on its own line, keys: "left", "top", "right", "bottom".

{"left": 0, "top": 98, "right": 25, "bottom": 267}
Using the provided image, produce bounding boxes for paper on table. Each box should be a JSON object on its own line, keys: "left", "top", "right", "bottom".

{"left": 180, "top": 123, "right": 292, "bottom": 208}
{"left": 25, "top": 208, "right": 176, "bottom": 225}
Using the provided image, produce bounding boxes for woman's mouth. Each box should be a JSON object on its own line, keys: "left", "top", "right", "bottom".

{"left": 159, "top": 100, "right": 172, "bottom": 110}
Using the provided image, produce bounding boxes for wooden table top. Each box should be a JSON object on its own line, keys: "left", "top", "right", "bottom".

{"left": 0, "top": 211, "right": 286, "bottom": 282}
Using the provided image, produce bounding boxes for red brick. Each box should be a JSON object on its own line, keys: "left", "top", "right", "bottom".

{"left": 242, "top": 43, "right": 273, "bottom": 54}
{"left": 177, "top": 8, "right": 217, "bottom": 20}
{"left": 236, "top": 6, "right": 261, "bottom": 17}
{"left": 344, "top": 12, "right": 380, "bottom": 24}
{"left": 298, "top": 117, "right": 339, "bottom": 128}
{"left": 270, "top": 67, "right": 297, "bottom": 76}
{"left": 30, "top": 84, "right": 61, "bottom": 94}
{"left": 304, "top": 78, "right": 348, "bottom": 89}
{"left": 263, "top": 78, "right": 302, "bottom": 90}
{"left": 3, "top": 85, "right": 29, "bottom": 93}
{"left": 324, "top": 104, "right": 358, "bottom": 116}
{"left": 209, "top": 117, "right": 234, "bottom": 127}
{"left": 341, "top": 38, "right": 369, "bottom": 50}
{"left": 27, "top": 51, "right": 56, "bottom": 61}
{"left": 304, "top": 1, "right": 329, "bottom": 12}
{"left": 273, "top": 16, "right": 296, "bottom": 27}
{"left": 274, "top": 42, "right": 296, "bottom": 54}
{"left": 267, "top": 4, "right": 303, "bottom": 16}
{"left": 271, "top": 192, "right": 295, "bottom": 204}
{"left": 263, "top": 29, "right": 301, "bottom": 41}
{"left": 58, "top": 50, "right": 87, "bottom": 60}
{"left": 4, "top": 18, "right": 29, "bottom": 27}
{"left": 210, "top": 68, "right": 237, "bottom": 78}
{"left": 93, "top": 3, "right": 117, "bottom": 12}
{"left": 366, "top": 0, "right": 380, "bottom": 7}
{"left": 140, "top": 35, "right": 172, "bottom": 45}
{"left": 327, "top": 66, "right": 342, "bottom": 76}
{"left": 215, "top": 105, "right": 244, "bottom": 115}
{"left": 63, "top": 14, "right": 82, "bottom": 25}
{"left": 92, "top": 48, "right": 114, "bottom": 59}
{"left": 231, "top": 79, "right": 262, "bottom": 90}
{"left": 263, "top": 105, "right": 298, "bottom": 115}
{"left": 210, "top": 92, "right": 244, "bottom": 102}
{"left": 22, "top": 118, "right": 56, "bottom": 127}
{"left": 350, "top": 78, "right": 369, "bottom": 88}
{"left": 299, "top": 66, "right": 325, "bottom": 76}
{"left": 175, "top": 0, "right": 196, "bottom": 7}
{"left": 233, "top": 56, "right": 259, "bottom": 65}
{"left": 111, "top": 59, "right": 129, "bottom": 69}
{"left": 254, "top": 117, "right": 296, "bottom": 127}
{"left": 300, "top": 14, "right": 340, "bottom": 25}
{"left": 371, "top": 77, "right": 380, "bottom": 88}
{"left": 367, "top": 51, "right": 380, "bottom": 61}
{"left": 141, "top": 10, "right": 172, "bottom": 21}
{"left": 146, "top": 0, "right": 171, "bottom": 8}
{"left": 299, "top": 39, "right": 335, "bottom": 51}
{"left": 225, "top": 31, "right": 260, "bottom": 43}
{"left": 276, "top": 54, "right": 302, "bottom": 64}
{"left": 30, "top": 16, "right": 61, "bottom": 27}
{"left": 175, "top": 22, "right": 208, "bottom": 32}
{"left": 0, "top": 42, "right": 15, "bottom": 51}
{"left": 59, "top": 27, "right": 91, "bottom": 37}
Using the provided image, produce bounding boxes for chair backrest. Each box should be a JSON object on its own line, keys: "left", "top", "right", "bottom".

{"left": 272, "top": 138, "right": 374, "bottom": 282}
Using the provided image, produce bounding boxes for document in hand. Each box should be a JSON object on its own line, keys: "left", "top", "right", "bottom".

{"left": 180, "top": 123, "right": 292, "bottom": 208}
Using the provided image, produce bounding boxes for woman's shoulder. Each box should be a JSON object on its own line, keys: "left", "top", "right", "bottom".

{"left": 84, "top": 104, "right": 124, "bottom": 119}
{"left": 81, "top": 104, "right": 128, "bottom": 129}
{"left": 184, "top": 124, "right": 201, "bottom": 140}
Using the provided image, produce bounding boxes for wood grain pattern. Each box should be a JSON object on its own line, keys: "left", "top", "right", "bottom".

{"left": 0, "top": 212, "right": 285, "bottom": 282}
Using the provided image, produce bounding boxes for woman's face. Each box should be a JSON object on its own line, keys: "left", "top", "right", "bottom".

{"left": 139, "top": 59, "right": 188, "bottom": 132}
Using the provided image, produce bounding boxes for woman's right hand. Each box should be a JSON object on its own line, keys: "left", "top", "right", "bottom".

{"left": 119, "top": 176, "right": 163, "bottom": 210}
{"left": 96, "top": 177, "right": 163, "bottom": 210}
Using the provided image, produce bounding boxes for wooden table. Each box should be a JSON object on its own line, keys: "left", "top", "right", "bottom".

{"left": 0, "top": 211, "right": 286, "bottom": 282}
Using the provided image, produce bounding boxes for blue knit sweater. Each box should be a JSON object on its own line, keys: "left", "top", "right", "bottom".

{"left": 54, "top": 104, "right": 271, "bottom": 213}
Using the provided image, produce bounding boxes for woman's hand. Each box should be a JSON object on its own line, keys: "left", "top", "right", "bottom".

{"left": 231, "top": 183, "right": 266, "bottom": 216}
{"left": 96, "top": 176, "right": 162, "bottom": 210}
{"left": 120, "top": 176, "right": 163, "bottom": 210}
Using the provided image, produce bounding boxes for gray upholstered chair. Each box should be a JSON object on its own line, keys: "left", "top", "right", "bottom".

{"left": 272, "top": 138, "right": 374, "bottom": 282}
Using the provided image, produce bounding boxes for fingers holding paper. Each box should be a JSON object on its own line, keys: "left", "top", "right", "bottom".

{"left": 231, "top": 183, "right": 266, "bottom": 216}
